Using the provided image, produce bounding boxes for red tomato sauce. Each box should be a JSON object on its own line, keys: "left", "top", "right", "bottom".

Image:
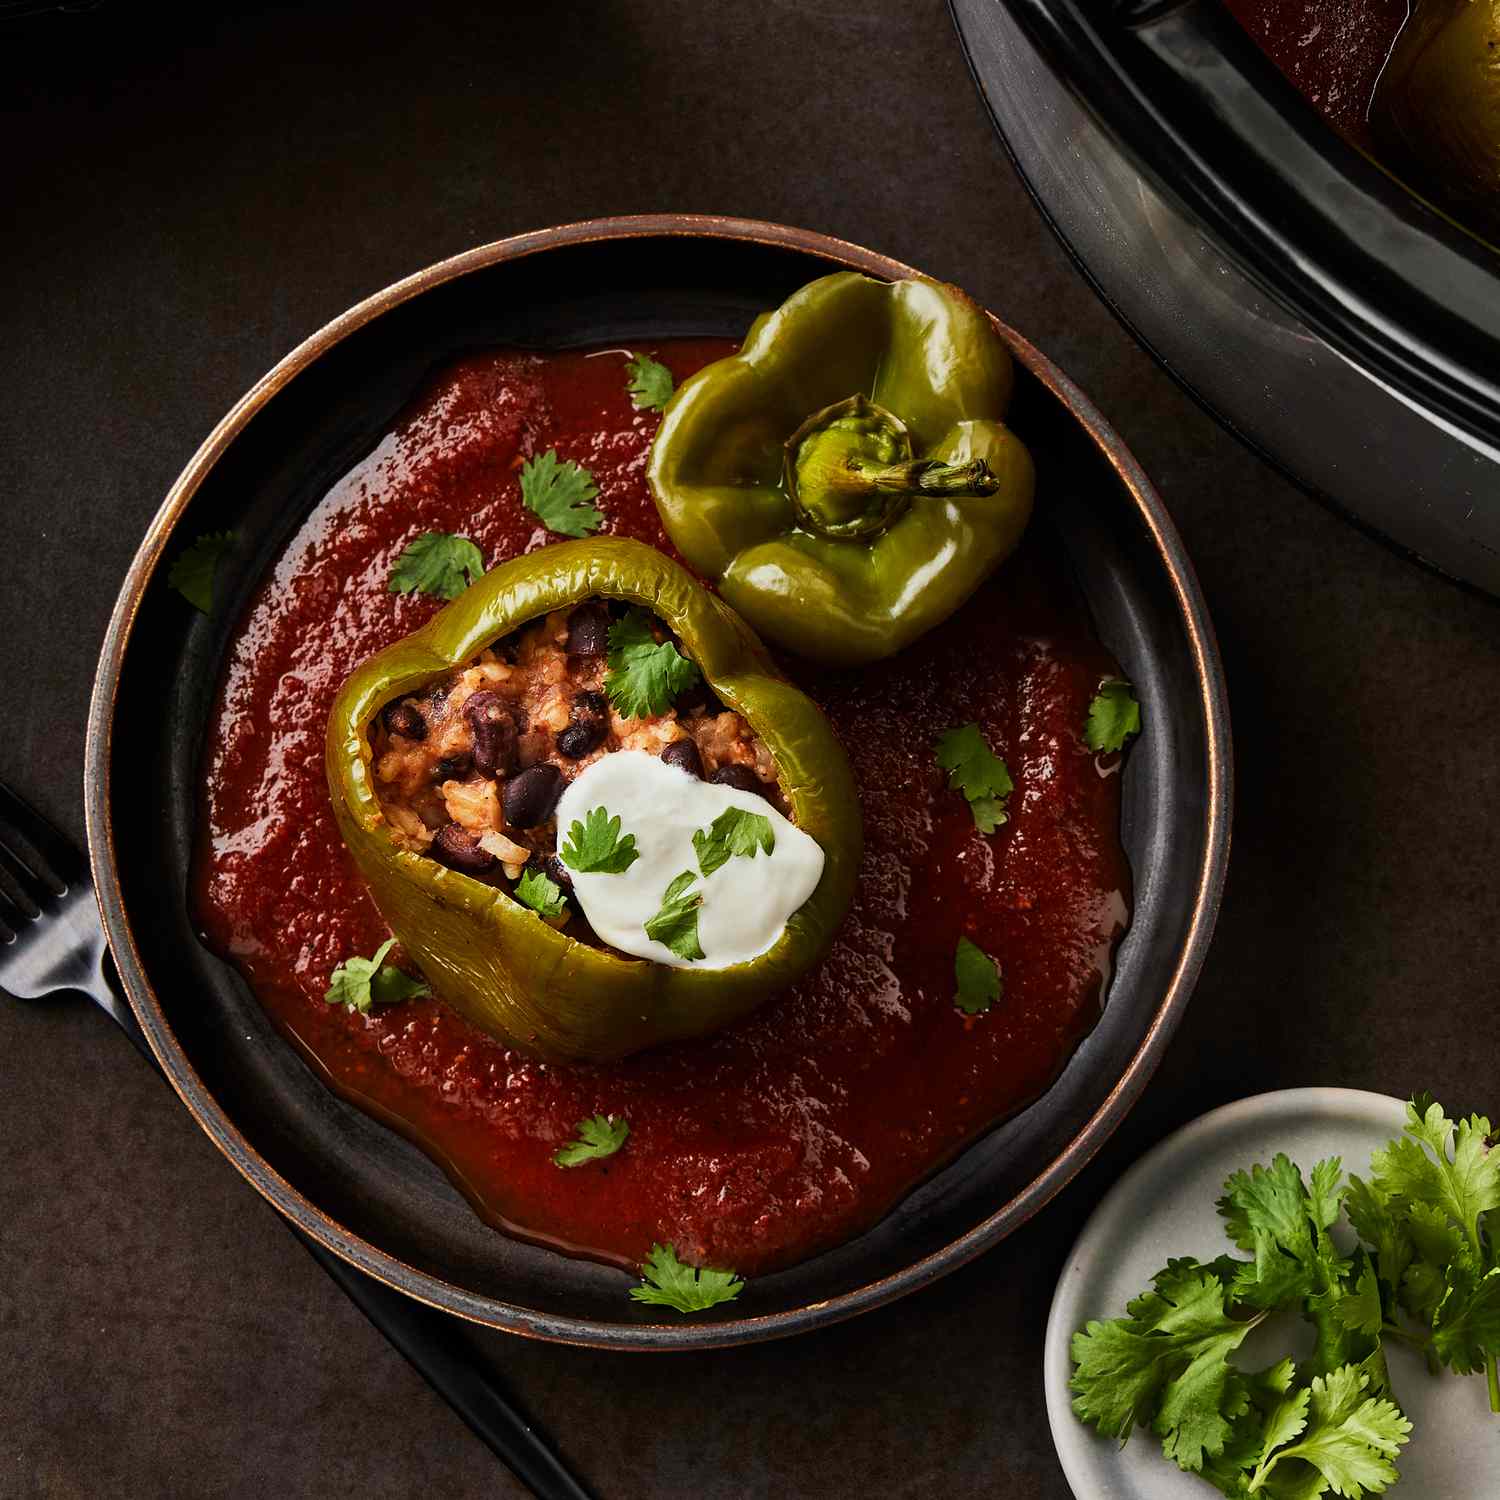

{"left": 1223, "top": 0, "right": 1408, "bottom": 150}
{"left": 194, "top": 341, "right": 1131, "bottom": 1276}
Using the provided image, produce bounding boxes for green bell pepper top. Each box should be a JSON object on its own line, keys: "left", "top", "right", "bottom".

{"left": 326, "top": 538, "right": 862, "bottom": 1063}
{"left": 647, "top": 273, "right": 1035, "bottom": 668}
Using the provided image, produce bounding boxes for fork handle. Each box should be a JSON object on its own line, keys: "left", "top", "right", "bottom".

{"left": 82, "top": 957, "right": 595, "bottom": 1500}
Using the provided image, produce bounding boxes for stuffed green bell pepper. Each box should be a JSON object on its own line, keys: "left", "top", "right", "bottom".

{"left": 647, "top": 273, "right": 1035, "bottom": 668}
{"left": 326, "top": 537, "right": 861, "bottom": 1064}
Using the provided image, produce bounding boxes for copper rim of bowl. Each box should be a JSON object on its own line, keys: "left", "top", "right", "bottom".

{"left": 83, "top": 213, "right": 1232, "bottom": 1350}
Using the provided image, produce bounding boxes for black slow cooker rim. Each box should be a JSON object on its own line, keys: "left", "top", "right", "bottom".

{"left": 997, "top": 0, "right": 1500, "bottom": 452}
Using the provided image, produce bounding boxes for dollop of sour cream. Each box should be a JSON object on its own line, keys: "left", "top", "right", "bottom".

{"left": 553, "top": 750, "right": 824, "bottom": 970}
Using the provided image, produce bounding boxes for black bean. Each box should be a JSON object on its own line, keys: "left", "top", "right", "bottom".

{"left": 465, "top": 690, "right": 519, "bottom": 777}
{"left": 556, "top": 720, "right": 605, "bottom": 758}
{"left": 431, "top": 822, "right": 496, "bottom": 873}
{"left": 674, "top": 678, "right": 721, "bottom": 717}
{"left": 381, "top": 697, "right": 427, "bottom": 741}
{"left": 709, "top": 763, "right": 768, "bottom": 798}
{"left": 660, "top": 739, "right": 703, "bottom": 779}
{"left": 542, "top": 854, "right": 573, "bottom": 890}
{"left": 566, "top": 602, "right": 611, "bottom": 658}
{"left": 433, "top": 751, "right": 474, "bottom": 782}
{"left": 555, "top": 690, "right": 609, "bottom": 759}
{"left": 503, "top": 763, "right": 564, "bottom": 828}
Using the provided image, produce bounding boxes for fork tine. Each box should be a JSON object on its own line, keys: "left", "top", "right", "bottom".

{"left": 0, "top": 780, "right": 82, "bottom": 891}
{"left": 0, "top": 840, "right": 45, "bottom": 918}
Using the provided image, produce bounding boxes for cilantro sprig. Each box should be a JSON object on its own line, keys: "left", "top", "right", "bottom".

{"left": 693, "top": 807, "right": 774, "bottom": 877}
{"left": 554, "top": 1114, "right": 629, "bottom": 1168}
{"left": 604, "top": 609, "right": 702, "bottom": 719}
{"left": 630, "top": 1243, "right": 744, "bottom": 1313}
{"left": 953, "top": 936, "right": 1001, "bottom": 1016}
{"left": 1071, "top": 1258, "right": 1273, "bottom": 1468}
{"left": 935, "top": 723, "right": 1013, "bottom": 833}
{"left": 1085, "top": 677, "right": 1141, "bottom": 754}
{"left": 324, "top": 938, "right": 431, "bottom": 1013}
{"left": 168, "top": 531, "right": 235, "bottom": 613}
{"left": 518, "top": 449, "right": 603, "bottom": 538}
{"left": 624, "top": 352, "right": 674, "bottom": 412}
{"left": 560, "top": 806, "right": 640, "bottom": 874}
{"left": 1357, "top": 1095, "right": 1500, "bottom": 1398}
{"left": 1069, "top": 1092, "right": 1499, "bottom": 1499}
{"left": 1245, "top": 1366, "right": 1410, "bottom": 1498}
{"left": 514, "top": 867, "right": 567, "bottom": 920}
{"left": 388, "top": 532, "right": 485, "bottom": 600}
{"left": 644, "top": 871, "right": 704, "bottom": 962}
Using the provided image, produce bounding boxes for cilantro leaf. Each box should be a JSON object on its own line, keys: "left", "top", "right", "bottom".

{"left": 514, "top": 867, "right": 567, "bottom": 920}
{"left": 1404, "top": 1198, "right": 1469, "bottom": 1271}
{"left": 1158, "top": 1349, "right": 1252, "bottom": 1474}
{"left": 1396, "top": 1199, "right": 1470, "bottom": 1327}
{"left": 1248, "top": 1366, "right": 1410, "bottom": 1498}
{"left": 324, "top": 938, "right": 431, "bottom": 1013}
{"left": 1202, "top": 1369, "right": 1299, "bottom": 1496}
{"left": 604, "top": 609, "right": 702, "bottom": 719}
{"left": 1070, "top": 1258, "right": 1266, "bottom": 1469}
{"left": 1344, "top": 1173, "right": 1414, "bottom": 1299}
{"left": 935, "top": 723, "right": 1013, "bottom": 831}
{"left": 629, "top": 1243, "right": 744, "bottom": 1313}
{"left": 624, "top": 352, "right": 674, "bottom": 412}
{"left": 1085, "top": 677, "right": 1142, "bottom": 753}
{"left": 968, "top": 795, "right": 1008, "bottom": 835}
{"left": 953, "top": 936, "right": 1001, "bottom": 1016}
{"left": 1307, "top": 1158, "right": 1346, "bottom": 1234}
{"left": 1253, "top": 1384, "right": 1312, "bottom": 1474}
{"left": 1371, "top": 1098, "right": 1499, "bottom": 1261}
{"left": 1311, "top": 1305, "right": 1392, "bottom": 1401}
{"left": 388, "top": 532, "right": 485, "bottom": 600}
{"left": 518, "top": 449, "right": 602, "bottom": 537}
{"left": 168, "top": 531, "right": 234, "bottom": 613}
{"left": 1337, "top": 1256, "right": 1385, "bottom": 1339}
{"left": 693, "top": 807, "right": 775, "bottom": 877}
{"left": 644, "top": 871, "right": 704, "bottom": 961}
{"left": 560, "top": 806, "right": 640, "bottom": 874}
{"left": 554, "top": 1114, "right": 628, "bottom": 1168}
{"left": 1431, "top": 1264, "right": 1500, "bottom": 1375}
{"left": 1216, "top": 1155, "right": 1346, "bottom": 1311}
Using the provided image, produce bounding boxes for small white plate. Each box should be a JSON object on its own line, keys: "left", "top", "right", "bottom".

{"left": 1044, "top": 1088, "right": 1500, "bottom": 1500}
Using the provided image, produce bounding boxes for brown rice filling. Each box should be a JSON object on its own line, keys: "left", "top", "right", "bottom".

{"left": 368, "top": 601, "right": 782, "bottom": 919}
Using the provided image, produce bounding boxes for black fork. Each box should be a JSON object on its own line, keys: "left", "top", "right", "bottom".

{"left": 0, "top": 781, "right": 142, "bottom": 1033}
{"left": 0, "top": 779, "right": 593, "bottom": 1500}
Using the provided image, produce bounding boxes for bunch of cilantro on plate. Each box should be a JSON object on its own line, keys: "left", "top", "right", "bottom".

{"left": 1070, "top": 1094, "right": 1499, "bottom": 1496}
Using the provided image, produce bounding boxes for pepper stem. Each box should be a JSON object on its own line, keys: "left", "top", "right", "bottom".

{"left": 784, "top": 394, "right": 1001, "bottom": 541}
{"left": 857, "top": 457, "right": 1001, "bottom": 498}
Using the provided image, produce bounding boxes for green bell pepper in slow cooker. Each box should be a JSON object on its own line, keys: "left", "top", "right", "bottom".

{"left": 1373, "top": 0, "right": 1500, "bottom": 241}
{"left": 326, "top": 538, "right": 862, "bottom": 1063}
{"left": 646, "top": 273, "right": 1035, "bottom": 668}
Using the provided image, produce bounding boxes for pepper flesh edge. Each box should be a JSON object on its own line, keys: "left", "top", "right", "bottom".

{"left": 326, "top": 538, "right": 862, "bottom": 1063}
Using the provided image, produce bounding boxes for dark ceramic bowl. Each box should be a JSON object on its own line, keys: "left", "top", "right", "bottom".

{"left": 84, "top": 215, "right": 1230, "bottom": 1349}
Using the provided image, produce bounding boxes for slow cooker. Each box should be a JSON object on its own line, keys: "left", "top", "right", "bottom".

{"left": 951, "top": 0, "right": 1500, "bottom": 594}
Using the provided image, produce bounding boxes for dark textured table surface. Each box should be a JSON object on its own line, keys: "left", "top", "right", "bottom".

{"left": 4, "top": 3, "right": 1498, "bottom": 1497}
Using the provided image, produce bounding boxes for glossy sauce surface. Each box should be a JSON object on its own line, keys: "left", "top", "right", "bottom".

{"left": 194, "top": 341, "right": 1131, "bottom": 1275}
{"left": 1224, "top": 0, "right": 1408, "bottom": 149}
